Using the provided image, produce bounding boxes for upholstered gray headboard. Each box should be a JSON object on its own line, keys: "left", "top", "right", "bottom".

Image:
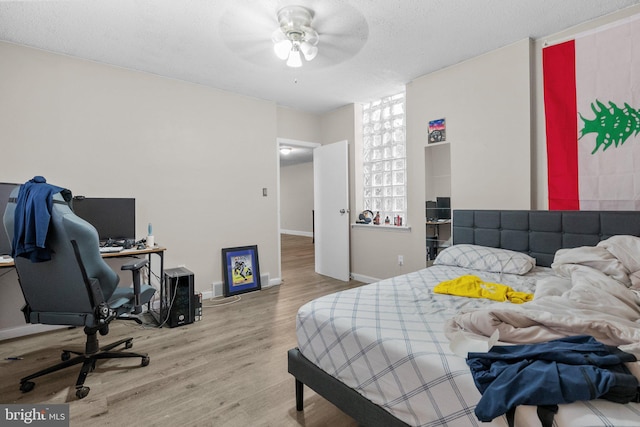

{"left": 452, "top": 210, "right": 640, "bottom": 267}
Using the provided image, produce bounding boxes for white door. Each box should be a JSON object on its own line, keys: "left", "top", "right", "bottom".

{"left": 314, "top": 140, "right": 350, "bottom": 281}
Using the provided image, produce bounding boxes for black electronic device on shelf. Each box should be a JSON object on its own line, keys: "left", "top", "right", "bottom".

{"left": 436, "top": 196, "right": 451, "bottom": 220}
{"left": 425, "top": 200, "right": 437, "bottom": 221}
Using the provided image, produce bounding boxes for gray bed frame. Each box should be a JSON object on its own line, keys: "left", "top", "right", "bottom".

{"left": 288, "top": 209, "right": 640, "bottom": 426}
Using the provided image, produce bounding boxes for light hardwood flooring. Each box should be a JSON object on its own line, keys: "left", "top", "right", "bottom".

{"left": 0, "top": 234, "right": 363, "bottom": 426}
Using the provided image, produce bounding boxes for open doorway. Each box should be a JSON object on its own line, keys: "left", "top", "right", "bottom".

{"left": 278, "top": 138, "right": 319, "bottom": 237}
{"left": 277, "top": 138, "right": 350, "bottom": 282}
{"left": 277, "top": 138, "right": 320, "bottom": 279}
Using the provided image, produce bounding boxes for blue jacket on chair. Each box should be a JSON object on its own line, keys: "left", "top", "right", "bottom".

{"left": 467, "top": 335, "right": 640, "bottom": 423}
{"left": 11, "top": 176, "right": 69, "bottom": 262}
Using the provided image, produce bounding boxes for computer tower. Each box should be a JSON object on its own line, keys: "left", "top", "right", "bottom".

{"left": 162, "top": 267, "right": 195, "bottom": 328}
{"left": 426, "top": 237, "right": 439, "bottom": 261}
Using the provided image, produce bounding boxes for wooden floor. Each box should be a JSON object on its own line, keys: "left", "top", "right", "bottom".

{"left": 0, "top": 235, "right": 363, "bottom": 426}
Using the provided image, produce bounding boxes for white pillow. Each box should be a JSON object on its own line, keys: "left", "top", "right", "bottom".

{"left": 597, "top": 235, "right": 640, "bottom": 289}
{"left": 434, "top": 244, "right": 536, "bottom": 275}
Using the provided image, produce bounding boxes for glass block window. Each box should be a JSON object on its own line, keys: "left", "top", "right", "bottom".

{"left": 362, "top": 92, "right": 406, "bottom": 224}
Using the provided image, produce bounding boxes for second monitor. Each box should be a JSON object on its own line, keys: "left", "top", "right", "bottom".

{"left": 436, "top": 196, "right": 451, "bottom": 220}
{"left": 72, "top": 197, "right": 136, "bottom": 242}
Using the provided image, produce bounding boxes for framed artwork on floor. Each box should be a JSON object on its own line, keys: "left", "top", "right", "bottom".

{"left": 222, "top": 245, "right": 261, "bottom": 297}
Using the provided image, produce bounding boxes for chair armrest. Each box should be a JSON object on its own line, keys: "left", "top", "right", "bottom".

{"left": 121, "top": 258, "right": 149, "bottom": 271}
{"left": 121, "top": 258, "right": 149, "bottom": 314}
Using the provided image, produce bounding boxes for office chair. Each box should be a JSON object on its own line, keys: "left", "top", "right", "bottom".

{"left": 3, "top": 185, "right": 156, "bottom": 399}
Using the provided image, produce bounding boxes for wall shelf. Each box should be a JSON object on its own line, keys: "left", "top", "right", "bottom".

{"left": 351, "top": 223, "right": 411, "bottom": 232}
{"left": 424, "top": 140, "right": 450, "bottom": 148}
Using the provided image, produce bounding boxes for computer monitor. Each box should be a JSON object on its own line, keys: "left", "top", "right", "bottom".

{"left": 72, "top": 197, "right": 136, "bottom": 242}
{"left": 436, "top": 196, "right": 451, "bottom": 219}
{"left": 0, "top": 182, "right": 19, "bottom": 256}
{"left": 425, "top": 201, "right": 438, "bottom": 221}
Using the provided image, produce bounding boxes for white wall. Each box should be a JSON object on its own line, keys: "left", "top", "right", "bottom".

{"left": 0, "top": 41, "right": 280, "bottom": 334}
{"left": 414, "top": 39, "right": 532, "bottom": 212}
{"left": 276, "top": 106, "right": 320, "bottom": 238}
{"left": 280, "top": 162, "right": 314, "bottom": 236}
{"left": 277, "top": 106, "right": 322, "bottom": 143}
{"left": 349, "top": 38, "right": 533, "bottom": 281}
{"left": 424, "top": 143, "right": 451, "bottom": 200}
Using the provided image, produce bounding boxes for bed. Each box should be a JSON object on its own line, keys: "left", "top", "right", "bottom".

{"left": 288, "top": 210, "right": 640, "bottom": 427}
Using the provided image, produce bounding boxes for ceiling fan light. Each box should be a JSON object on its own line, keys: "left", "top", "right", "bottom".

{"left": 300, "top": 41, "right": 318, "bottom": 61}
{"left": 274, "top": 39, "right": 292, "bottom": 60}
{"left": 273, "top": 5, "right": 318, "bottom": 68}
{"left": 286, "top": 48, "right": 302, "bottom": 67}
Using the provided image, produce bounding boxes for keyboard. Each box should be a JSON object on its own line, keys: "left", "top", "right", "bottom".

{"left": 99, "top": 246, "right": 124, "bottom": 253}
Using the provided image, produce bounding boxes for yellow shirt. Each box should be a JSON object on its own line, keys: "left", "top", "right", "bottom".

{"left": 434, "top": 275, "right": 533, "bottom": 304}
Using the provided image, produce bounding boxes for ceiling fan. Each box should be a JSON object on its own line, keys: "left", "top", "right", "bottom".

{"left": 217, "top": 0, "right": 369, "bottom": 69}
{"left": 271, "top": 5, "right": 319, "bottom": 67}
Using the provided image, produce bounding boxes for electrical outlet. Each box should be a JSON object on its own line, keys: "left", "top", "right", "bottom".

{"left": 398, "top": 255, "right": 404, "bottom": 266}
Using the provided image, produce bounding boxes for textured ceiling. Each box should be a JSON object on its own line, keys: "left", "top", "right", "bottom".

{"left": 1, "top": 0, "right": 639, "bottom": 116}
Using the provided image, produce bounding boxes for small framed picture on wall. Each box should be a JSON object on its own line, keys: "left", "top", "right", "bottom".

{"left": 428, "top": 118, "right": 446, "bottom": 143}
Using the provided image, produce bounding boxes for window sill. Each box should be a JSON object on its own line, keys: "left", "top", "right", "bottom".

{"left": 351, "top": 223, "right": 411, "bottom": 232}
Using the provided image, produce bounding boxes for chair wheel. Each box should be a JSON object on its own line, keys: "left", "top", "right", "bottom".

{"left": 76, "top": 386, "right": 90, "bottom": 399}
{"left": 141, "top": 356, "right": 150, "bottom": 367}
{"left": 61, "top": 351, "right": 71, "bottom": 361}
{"left": 125, "top": 340, "right": 133, "bottom": 349}
{"left": 20, "top": 381, "right": 35, "bottom": 393}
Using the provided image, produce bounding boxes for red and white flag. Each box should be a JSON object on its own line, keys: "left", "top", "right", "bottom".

{"left": 543, "top": 14, "right": 640, "bottom": 210}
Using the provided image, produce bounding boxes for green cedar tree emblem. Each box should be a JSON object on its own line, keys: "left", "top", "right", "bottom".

{"left": 579, "top": 100, "right": 640, "bottom": 154}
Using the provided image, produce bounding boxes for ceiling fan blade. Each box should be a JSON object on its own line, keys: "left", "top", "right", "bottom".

{"left": 300, "top": 41, "right": 318, "bottom": 61}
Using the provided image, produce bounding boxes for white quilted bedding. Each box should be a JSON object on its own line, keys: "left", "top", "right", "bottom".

{"left": 296, "top": 262, "right": 640, "bottom": 426}
{"left": 448, "top": 235, "right": 640, "bottom": 354}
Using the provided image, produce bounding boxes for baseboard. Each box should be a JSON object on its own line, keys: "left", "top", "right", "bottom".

{"left": 207, "top": 274, "right": 282, "bottom": 298}
{"left": 0, "top": 324, "right": 66, "bottom": 342}
{"left": 350, "top": 273, "right": 379, "bottom": 284}
{"left": 280, "top": 229, "right": 313, "bottom": 238}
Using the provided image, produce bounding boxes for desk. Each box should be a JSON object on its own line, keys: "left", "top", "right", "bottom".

{"left": 104, "top": 246, "right": 166, "bottom": 315}
{"left": 426, "top": 219, "right": 451, "bottom": 260}
{"left": 2, "top": 245, "right": 165, "bottom": 266}
{"left": 0, "top": 246, "right": 166, "bottom": 316}
{"left": 101, "top": 244, "right": 166, "bottom": 275}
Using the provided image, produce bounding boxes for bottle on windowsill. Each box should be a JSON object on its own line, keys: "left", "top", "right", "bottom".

{"left": 373, "top": 211, "right": 380, "bottom": 225}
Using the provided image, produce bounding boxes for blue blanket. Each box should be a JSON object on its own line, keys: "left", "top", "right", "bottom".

{"left": 468, "top": 335, "right": 639, "bottom": 423}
